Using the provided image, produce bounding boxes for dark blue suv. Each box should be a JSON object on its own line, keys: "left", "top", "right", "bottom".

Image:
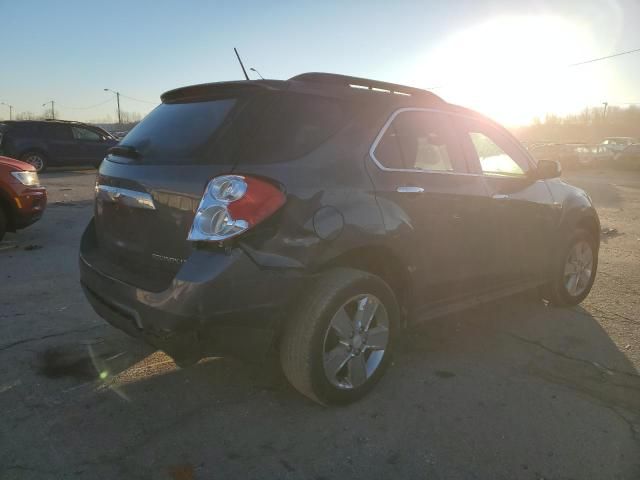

{"left": 0, "top": 120, "right": 118, "bottom": 172}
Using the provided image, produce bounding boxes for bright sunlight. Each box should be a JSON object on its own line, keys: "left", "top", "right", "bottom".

{"left": 413, "top": 16, "right": 609, "bottom": 125}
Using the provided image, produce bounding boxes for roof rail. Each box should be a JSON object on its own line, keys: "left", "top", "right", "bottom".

{"left": 42, "top": 119, "right": 83, "bottom": 123}
{"left": 289, "top": 72, "right": 443, "bottom": 101}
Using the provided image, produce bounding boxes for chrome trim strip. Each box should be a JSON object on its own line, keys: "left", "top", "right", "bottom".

{"left": 396, "top": 186, "right": 424, "bottom": 193}
{"left": 96, "top": 184, "right": 156, "bottom": 210}
{"left": 368, "top": 107, "right": 535, "bottom": 176}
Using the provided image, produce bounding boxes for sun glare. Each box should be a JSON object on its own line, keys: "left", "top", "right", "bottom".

{"left": 414, "top": 16, "right": 606, "bottom": 125}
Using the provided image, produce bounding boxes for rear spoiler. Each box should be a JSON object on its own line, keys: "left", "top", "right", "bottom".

{"left": 160, "top": 80, "right": 287, "bottom": 103}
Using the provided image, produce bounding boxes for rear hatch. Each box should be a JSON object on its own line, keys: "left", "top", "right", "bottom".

{"left": 90, "top": 81, "right": 350, "bottom": 291}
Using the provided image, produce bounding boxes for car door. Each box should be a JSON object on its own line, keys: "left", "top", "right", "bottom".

{"left": 43, "top": 124, "right": 79, "bottom": 164}
{"left": 458, "top": 116, "right": 557, "bottom": 286}
{"left": 71, "top": 126, "right": 109, "bottom": 164}
{"left": 367, "top": 108, "right": 497, "bottom": 308}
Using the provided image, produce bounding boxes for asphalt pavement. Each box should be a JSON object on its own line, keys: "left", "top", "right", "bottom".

{"left": 1, "top": 167, "right": 639, "bottom": 480}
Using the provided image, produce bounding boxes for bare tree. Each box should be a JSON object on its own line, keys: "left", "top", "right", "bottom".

{"left": 15, "top": 111, "right": 43, "bottom": 120}
{"left": 513, "top": 105, "right": 640, "bottom": 144}
{"left": 42, "top": 106, "right": 55, "bottom": 119}
{"left": 119, "top": 111, "right": 142, "bottom": 124}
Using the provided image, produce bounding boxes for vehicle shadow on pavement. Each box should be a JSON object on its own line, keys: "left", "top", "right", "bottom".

{"left": 40, "top": 167, "right": 97, "bottom": 179}
{"left": 7, "top": 295, "right": 640, "bottom": 480}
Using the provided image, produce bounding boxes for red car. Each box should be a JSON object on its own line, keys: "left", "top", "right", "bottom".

{"left": 0, "top": 156, "right": 47, "bottom": 241}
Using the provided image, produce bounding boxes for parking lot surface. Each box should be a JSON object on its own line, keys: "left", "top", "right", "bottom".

{"left": 1, "top": 167, "right": 639, "bottom": 479}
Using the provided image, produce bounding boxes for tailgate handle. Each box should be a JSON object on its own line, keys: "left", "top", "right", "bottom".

{"left": 96, "top": 185, "right": 156, "bottom": 210}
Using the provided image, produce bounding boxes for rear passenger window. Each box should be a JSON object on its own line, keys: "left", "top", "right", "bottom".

{"left": 45, "top": 124, "right": 73, "bottom": 140}
{"left": 373, "top": 111, "right": 461, "bottom": 172}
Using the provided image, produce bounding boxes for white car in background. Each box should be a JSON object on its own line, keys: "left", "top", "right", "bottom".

{"left": 601, "top": 137, "right": 638, "bottom": 153}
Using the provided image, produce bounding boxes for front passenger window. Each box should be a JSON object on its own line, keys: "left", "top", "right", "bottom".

{"left": 469, "top": 132, "right": 524, "bottom": 176}
{"left": 72, "top": 127, "right": 102, "bottom": 142}
{"left": 462, "top": 119, "right": 530, "bottom": 177}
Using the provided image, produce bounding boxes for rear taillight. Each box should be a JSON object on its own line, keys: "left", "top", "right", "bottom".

{"left": 187, "top": 175, "right": 285, "bottom": 242}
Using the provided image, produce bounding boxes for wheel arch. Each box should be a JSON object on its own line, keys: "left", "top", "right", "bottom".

{"left": 576, "top": 215, "right": 600, "bottom": 243}
{"left": 318, "top": 245, "right": 412, "bottom": 325}
{"left": 561, "top": 206, "right": 601, "bottom": 250}
{"left": 18, "top": 147, "right": 49, "bottom": 161}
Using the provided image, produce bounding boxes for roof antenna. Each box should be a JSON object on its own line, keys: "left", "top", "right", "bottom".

{"left": 234, "top": 47, "right": 250, "bottom": 80}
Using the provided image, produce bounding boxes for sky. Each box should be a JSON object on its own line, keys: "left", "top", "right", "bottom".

{"left": 1, "top": 0, "right": 639, "bottom": 126}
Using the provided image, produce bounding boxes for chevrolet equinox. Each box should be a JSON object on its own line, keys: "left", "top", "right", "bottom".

{"left": 80, "top": 73, "right": 600, "bottom": 405}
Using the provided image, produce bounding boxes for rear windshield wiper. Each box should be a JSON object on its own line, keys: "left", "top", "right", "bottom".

{"left": 108, "top": 145, "right": 142, "bottom": 160}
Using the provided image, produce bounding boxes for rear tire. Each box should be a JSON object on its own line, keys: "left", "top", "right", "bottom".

{"left": 20, "top": 151, "right": 47, "bottom": 173}
{"left": 280, "top": 268, "right": 399, "bottom": 405}
{"left": 543, "top": 228, "right": 598, "bottom": 306}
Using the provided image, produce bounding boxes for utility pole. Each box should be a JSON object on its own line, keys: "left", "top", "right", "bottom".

{"left": 0, "top": 102, "right": 13, "bottom": 120}
{"left": 42, "top": 100, "right": 55, "bottom": 119}
{"left": 104, "top": 89, "right": 122, "bottom": 125}
{"left": 602, "top": 102, "right": 608, "bottom": 120}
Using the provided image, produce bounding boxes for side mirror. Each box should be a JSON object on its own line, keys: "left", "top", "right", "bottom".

{"left": 532, "top": 159, "right": 561, "bottom": 179}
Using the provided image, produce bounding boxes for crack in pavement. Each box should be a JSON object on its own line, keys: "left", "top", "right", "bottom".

{"left": 589, "top": 305, "right": 640, "bottom": 326}
{"left": 605, "top": 405, "right": 640, "bottom": 443}
{"left": 505, "top": 332, "right": 640, "bottom": 444}
{"left": 0, "top": 324, "right": 105, "bottom": 353}
{"left": 505, "top": 332, "right": 640, "bottom": 380}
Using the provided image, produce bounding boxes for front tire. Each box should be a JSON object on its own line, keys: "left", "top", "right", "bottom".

{"left": 280, "top": 268, "right": 399, "bottom": 405}
{"left": 544, "top": 228, "right": 598, "bottom": 306}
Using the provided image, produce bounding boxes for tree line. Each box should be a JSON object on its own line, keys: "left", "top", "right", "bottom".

{"left": 512, "top": 105, "right": 640, "bottom": 144}
{"left": 2, "top": 109, "right": 143, "bottom": 125}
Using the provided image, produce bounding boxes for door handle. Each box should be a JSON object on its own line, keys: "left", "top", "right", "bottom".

{"left": 492, "top": 193, "right": 510, "bottom": 200}
{"left": 397, "top": 186, "right": 424, "bottom": 193}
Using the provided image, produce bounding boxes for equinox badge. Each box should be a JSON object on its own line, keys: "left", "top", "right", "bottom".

{"left": 151, "top": 253, "right": 186, "bottom": 265}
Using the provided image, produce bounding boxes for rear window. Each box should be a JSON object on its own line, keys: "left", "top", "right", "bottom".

{"left": 118, "top": 92, "right": 349, "bottom": 165}
{"left": 121, "top": 99, "right": 237, "bottom": 162}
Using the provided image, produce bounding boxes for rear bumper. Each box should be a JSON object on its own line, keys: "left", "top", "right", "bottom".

{"left": 79, "top": 222, "right": 311, "bottom": 362}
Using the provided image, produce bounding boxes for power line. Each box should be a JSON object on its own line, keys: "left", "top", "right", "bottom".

{"left": 568, "top": 47, "right": 640, "bottom": 67}
{"left": 605, "top": 101, "right": 640, "bottom": 105}
{"left": 427, "top": 46, "right": 640, "bottom": 95}
{"left": 57, "top": 98, "right": 114, "bottom": 110}
{"left": 118, "top": 93, "right": 157, "bottom": 105}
